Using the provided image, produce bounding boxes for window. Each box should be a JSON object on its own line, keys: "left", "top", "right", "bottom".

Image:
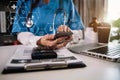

{"left": 106, "top": 0, "right": 120, "bottom": 22}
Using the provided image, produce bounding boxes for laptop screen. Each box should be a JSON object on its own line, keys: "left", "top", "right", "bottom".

{"left": 109, "top": 27, "right": 120, "bottom": 44}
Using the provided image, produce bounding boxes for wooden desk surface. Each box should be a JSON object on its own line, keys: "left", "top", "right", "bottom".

{"left": 0, "top": 45, "right": 120, "bottom": 80}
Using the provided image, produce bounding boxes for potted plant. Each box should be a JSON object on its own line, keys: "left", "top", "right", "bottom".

{"left": 111, "top": 18, "right": 120, "bottom": 42}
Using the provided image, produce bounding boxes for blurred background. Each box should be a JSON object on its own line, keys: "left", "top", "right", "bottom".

{"left": 0, "top": 0, "right": 120, "bottom": 45}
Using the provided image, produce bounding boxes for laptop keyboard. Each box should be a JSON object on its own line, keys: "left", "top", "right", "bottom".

{"left": 88, "top": 44, "right": 120, "bottom": 56}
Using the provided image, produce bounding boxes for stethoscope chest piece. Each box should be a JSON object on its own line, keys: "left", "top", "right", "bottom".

{"left": 26, "top": 18, "right": 33, "bottom": 28}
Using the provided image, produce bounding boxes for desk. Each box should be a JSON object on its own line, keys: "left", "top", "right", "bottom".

{"left": 0, "top": 45, "right": 120, "bottom": 80}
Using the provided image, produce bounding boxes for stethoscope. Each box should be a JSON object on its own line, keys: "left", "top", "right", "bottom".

{"left": 25, "top": 0, "right": 67, "bottom": 32}
{"left": 26, "top": 17, "right": 34, "bottom": 28}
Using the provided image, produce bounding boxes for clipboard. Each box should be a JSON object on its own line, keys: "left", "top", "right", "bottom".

{"left": 2, "top": 46, "right": 86, "bottom": 74}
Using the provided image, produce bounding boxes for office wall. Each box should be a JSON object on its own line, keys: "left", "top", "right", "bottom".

{"left": 73, "top": 0, "right": 108, "bottom": 27}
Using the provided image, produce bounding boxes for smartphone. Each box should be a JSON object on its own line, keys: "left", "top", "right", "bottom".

{"left": 54, "top": 31, "right": 73, "bottom": 40}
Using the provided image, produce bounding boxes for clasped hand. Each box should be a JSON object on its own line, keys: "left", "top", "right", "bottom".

{"left": 37, "top": 25, "right": 73, "bottom": 49}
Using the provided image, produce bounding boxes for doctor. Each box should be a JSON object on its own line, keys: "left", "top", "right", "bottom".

{"left": 12, "top": 0, "right": 84, "bottom": 49}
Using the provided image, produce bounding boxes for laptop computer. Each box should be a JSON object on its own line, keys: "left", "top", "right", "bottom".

{"left": 68, "top": 27, "right": 120, "bottom": 62}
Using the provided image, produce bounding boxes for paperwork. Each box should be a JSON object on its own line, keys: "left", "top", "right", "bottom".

{"left": 2, "top": 45, "right": 86, "bottom": 74}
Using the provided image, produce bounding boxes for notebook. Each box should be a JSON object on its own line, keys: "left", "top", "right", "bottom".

{"left": 68, "top": 27, "right": 120, "bottom": 62}
{"left": 2, "top": 45, "right": 86, "bottom": 74}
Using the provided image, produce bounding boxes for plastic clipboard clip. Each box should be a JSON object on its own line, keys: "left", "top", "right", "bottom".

{"left": 24, "top": 61, "right": 68, "bottom": 71}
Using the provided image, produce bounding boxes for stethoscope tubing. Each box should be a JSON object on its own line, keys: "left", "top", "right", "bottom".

{"left": 26, "top": 8, "right": 67, "bottom": 32}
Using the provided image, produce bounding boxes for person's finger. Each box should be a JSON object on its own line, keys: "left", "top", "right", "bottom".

{"left": 55, "top": 37, "right": 67, "bottom": 44}
{"left": 44, "top": 34, "right": 54, "bottom": 40}
{"left": 63, "top": 25, "right": 68, "bottom": 32}
{"left": 46, "top": 37, "right": 71, "bottom": 49}
{"left": 47, "top": 37, "right": 67, "bottom": 48}
{"left": 55, "top": 41, "right": 68, "bottom": 49}
{"left": 57, "top": 25, "right": 64, "bottom": 32}
{"left": 38, "top": 34, "right": 55, "bottom": 47}
{"left": 44, "top": 37, "right": 65, "bottom": 47}
{"left": 65, "top": 35, "right": 73, "bottom": 41}
{"left": 58, "top": 25, "right": 71, "bottom": 32}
